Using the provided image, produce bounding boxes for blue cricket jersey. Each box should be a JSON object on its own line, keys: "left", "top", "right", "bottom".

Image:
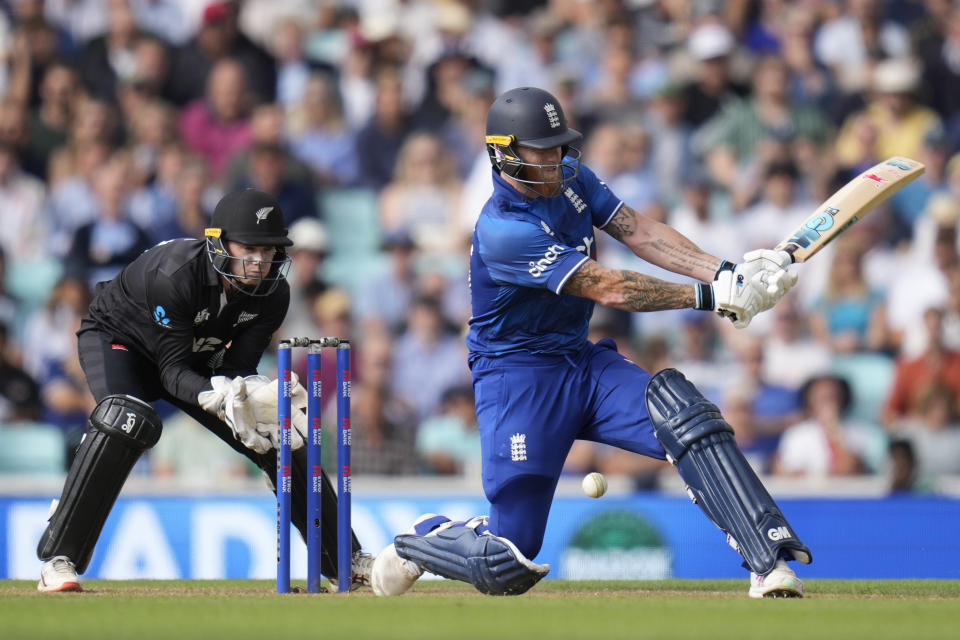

{"left": 466, "top": 162, "right": 623, "bottom": 360}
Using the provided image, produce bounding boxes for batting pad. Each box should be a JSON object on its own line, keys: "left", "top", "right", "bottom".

{"left": 645, "top": 369, "right": 812, "bottom": 575}
{"left": 394, "top": 517, "right": 550, "bottom": 595}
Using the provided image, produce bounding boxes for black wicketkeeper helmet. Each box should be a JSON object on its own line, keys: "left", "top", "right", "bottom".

{"left": 485, "top": 86, "right": 583, "bottom": 188}
{"left": 204, "top": 189, "right": 292, "bottom": 297}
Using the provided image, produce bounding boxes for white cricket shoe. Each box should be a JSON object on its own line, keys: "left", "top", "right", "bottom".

{"left": 748, "top": 559, "right": 804, "bottom": 599}
{"left": 371, "top": 513, "right": 449, "bottom": 597}
{"left": 37, "top": 556, "right": 82, "bottom": 593}
{"left": 371, "top": 543, "right": 424, "bottom": 596}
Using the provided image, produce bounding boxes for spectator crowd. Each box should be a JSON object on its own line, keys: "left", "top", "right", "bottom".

{"left": 2, "top": 0, "right": 960, "bottom": 494}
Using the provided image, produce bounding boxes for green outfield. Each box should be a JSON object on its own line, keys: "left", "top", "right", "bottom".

{"left": 3, "top": 579, "right": 960, "bottom": 640}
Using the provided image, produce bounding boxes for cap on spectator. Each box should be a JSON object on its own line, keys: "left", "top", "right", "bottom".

{"left": 947, "top": 153, "right": 960, "bottom": 180}
{"left": 872, "top": 58, "right": 919, "bottom": 94}
{"left": 203, "top": 1, "right": 231, "bottom": 25}
{"left": 925, "top": 193, "right": 960, "bottom": 226}
{"left": 250, "top": 141, "right": 285, "bottom": 156}
{"left": 461, "top": 68, "right": 495, "bottom": 96}
{"left": 766, "top": 160, "right": 799, "bottom": 181}
{"left": 361, "top": 14, "right": 399, "bottom": 42}
{"left": 924, "top": 124, "right": 949, "bottom": 149}
{"left": 682, "top": 166, "right": 712, "bottom": 189}
{"left": 289, "top": 218, "right": 329, "bottom": 254}
{"left": 381, "top": 229, "right": 416, "bottom": 251}
{"left": 688, "top": 23, "right": 735, "bottom": 61}
{"left": 434, "top": 1, "right": 471, "bottom": 34}
{"left": 313, "top": 288, "right": 351, "bottom": 319}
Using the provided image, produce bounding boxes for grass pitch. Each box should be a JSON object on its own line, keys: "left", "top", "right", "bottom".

{"left": 3, "top": 579, "right": 960, "bottom": 640}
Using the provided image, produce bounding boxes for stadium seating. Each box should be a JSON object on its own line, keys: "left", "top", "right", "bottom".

{"left": 0, "top": 422, "right": 65, "bottom": 474}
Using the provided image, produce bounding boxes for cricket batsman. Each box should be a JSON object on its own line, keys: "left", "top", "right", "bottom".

{"left": 370, "top": 87, "right": 811, "bottom": 598}
{"left": 36, "top": 188, "right": 372, "bottom": 592}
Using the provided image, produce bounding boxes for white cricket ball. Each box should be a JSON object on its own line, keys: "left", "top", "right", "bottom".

{"left": 581, "top": 472, "right": 607, "bottom": 498}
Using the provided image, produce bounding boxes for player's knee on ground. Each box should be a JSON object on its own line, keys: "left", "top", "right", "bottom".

{"left": 645, "top": 369, "right": 811, "bottom": 575}
{"left": 37, "top": 394, "right": 162, "bottom": 572}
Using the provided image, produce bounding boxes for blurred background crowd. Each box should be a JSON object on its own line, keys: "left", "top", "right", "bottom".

{"left": 1, "top": 0, "right": 960, "bottom": 494}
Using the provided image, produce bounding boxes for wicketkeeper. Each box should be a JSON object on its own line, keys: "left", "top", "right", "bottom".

{"left": 36, "top": 188, "right": 372, "bottom": 592}
{"left": 369, "top": 87, "right": 811, "bottom": 598}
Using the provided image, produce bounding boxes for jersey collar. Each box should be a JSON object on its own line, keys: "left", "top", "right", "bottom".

{"left": 491, "top": 168, "right": 540, "bottom": 210}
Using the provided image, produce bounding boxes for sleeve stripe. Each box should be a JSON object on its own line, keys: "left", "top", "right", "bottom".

{"left": 552, "top": 254, "right": 591, "bottom": 295}
{"left": 597, "top": 201, "right": 625, "bottom": 229}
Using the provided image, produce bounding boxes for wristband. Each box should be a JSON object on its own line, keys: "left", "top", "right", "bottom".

{"left": 714, "top": 260, "right": 736, "bottom": 281}
{"left": 694, "top": 283, "right": 714, "bottom": 311}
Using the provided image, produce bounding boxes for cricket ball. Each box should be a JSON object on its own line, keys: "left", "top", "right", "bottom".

{"left": 581, "top": 472, "right": 607, "bottom": 498}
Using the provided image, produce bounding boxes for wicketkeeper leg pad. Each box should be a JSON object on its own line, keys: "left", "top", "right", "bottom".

{"left": 37, "top": 394, "right": 162, "bottom": 573}
{"left": 645, "top": 369, "right": 812, "bottom": 575}
{"left": 394, "top": 516, "right": 550, "bottom": 595}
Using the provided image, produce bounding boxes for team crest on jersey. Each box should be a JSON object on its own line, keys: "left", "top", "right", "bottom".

{"left": 236, "top": 311, "right": 258, "bottom": 324}
{"left": 564, "top": 187, "right": 586, "bottom": 213}
{"left": 193, "top": 309, "right": 210, "bottom": 325}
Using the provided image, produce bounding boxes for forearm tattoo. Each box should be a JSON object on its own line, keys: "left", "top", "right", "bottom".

{"left": 604, "top": 206, "right": 637, "bottom": 241}
{"left": 605, "top": 205, "right": 719, "bottom": 281}
{"left": 563, "top": 260, "right": 694, "bottom": 312}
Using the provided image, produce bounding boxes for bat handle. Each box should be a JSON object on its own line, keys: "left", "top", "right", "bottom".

{"left": 782, "top": 245, "right": 798, "bottom": 264}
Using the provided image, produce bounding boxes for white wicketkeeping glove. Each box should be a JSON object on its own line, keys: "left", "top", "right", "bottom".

{"left": 198, "top": 375, "right": 274, "bottom": 453}
{"left": 735, "top": 249, "right": 798, "bottom": 312}
{"left": 246, "top": 373, "right": 308, "bottom": 451}
{"left": 711, "top": 269, "right": 765, "bottom": 329}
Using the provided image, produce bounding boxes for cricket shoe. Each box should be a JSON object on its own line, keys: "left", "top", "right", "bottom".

{"left": 329, "top": 550, "right": 375, "bottom": 590}
{"left": 38, "top": 556, "right": 82, "bottom": 593}
{"left": 372, "top": 513, "right": 450, "bottom": 596}
{"left": 748, "top": 559, "right": 804, "bottom": 599}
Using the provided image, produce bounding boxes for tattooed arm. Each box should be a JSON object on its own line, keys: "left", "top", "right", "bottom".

{"left": 603, "top": 204, "right": 721, "bottom": 282}
{"left": 561, "top": 259, "right": 696, "bottom": 312}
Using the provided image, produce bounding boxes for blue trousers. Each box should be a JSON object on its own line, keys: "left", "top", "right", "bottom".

{"left": 470, "top": 339, "right": 665, "bottom": 558}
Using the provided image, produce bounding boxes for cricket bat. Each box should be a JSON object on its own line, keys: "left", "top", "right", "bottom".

{"left": 774, "top": 156, "right": 925, "bottom": 263}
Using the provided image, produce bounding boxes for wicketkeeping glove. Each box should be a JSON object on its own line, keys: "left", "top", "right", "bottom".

{"left": 246, "top": 373, "right": 308, "bottom": 451}
{"left": 198, "top": 374, "right": 307, "bottom": 454}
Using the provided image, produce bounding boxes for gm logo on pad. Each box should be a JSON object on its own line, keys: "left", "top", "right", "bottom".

{"left": 767, "top": 526, "right": 792, "bottom": 541}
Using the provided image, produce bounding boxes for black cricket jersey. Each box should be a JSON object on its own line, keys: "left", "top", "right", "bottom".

{"left": 80, "top": 238, "right": 289, "bottom": 405}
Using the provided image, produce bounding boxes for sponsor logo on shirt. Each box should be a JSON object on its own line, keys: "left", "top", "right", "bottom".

{"left": 153, "top": 305, "right": 171, "bottom": 327}
{"left": 575, "top": 235, "right": 594, "bottom": 256}
{"left": 528, "top": 244, "right": 565, "bottom": 278}
{"left": 193, "top": 309, "right": 210, "bottom": 325}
